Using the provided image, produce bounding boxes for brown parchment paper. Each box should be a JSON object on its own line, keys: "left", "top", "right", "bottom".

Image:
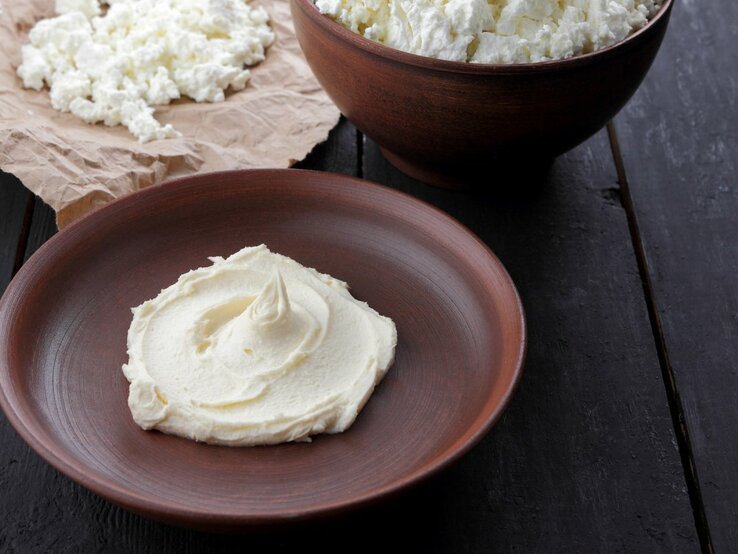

{"left": 0, "top": 0, "right": 340, "bottom": 227}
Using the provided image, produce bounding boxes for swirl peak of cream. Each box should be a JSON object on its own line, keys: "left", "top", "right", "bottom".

{"left": 122, "top": 245, "right": 397, "bottom": 446}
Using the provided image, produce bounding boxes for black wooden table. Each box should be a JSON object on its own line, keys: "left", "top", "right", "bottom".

{"left": 1, "top": 3, "right": 735, "bottom": 551}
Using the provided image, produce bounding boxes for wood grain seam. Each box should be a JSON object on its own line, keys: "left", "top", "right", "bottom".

{"left": 11, "top": 195, "right": 35, "bottom": 278}
{"left": 357, "top": 129, "right": 364, "bottom": 179}
{"left": 607, "top": 121, "right": 714, "bottom": 554}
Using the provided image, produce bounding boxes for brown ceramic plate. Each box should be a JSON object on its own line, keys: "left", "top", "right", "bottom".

{"left": 0, "top": 170, "right": 525, "bottom": 530}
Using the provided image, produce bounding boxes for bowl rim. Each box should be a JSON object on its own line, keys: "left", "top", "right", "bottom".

{"left": 0, "top": 169, "right": 527, "bottom": 527}
{"left": 292, "top": 0, "right": 674, "bottom": 74}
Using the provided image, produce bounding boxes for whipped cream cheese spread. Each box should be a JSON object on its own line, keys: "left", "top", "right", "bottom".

{"left": 122, "top": 245, "right": 397, "bottom": 446}
{"left": 17, "top": 0, "right": 274, "bottom": 142}
{"left": 315, "top": 0, "right": 661, "bottom": 63}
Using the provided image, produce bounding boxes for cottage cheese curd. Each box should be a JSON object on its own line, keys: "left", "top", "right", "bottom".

{"left": 315, "top": 0, "right": 661, "bottom": 63}
{"left": 122, "top": 245, "right": 397, "bottom": 446}
{"left": 17, "top": 0, "right": 274, "bottom": 142}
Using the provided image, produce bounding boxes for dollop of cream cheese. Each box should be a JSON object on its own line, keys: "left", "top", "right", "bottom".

{"left": 122, "top": 245, "right": 397, "bottom": 446}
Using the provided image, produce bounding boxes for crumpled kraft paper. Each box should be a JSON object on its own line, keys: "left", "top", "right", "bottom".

{"left": 0, "top": 0, "right": 340, "bottom": 227}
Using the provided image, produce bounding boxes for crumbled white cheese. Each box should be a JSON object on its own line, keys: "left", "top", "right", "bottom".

{"left": 315, "top": 0, "right": 661, "bottom": 64}
{"left": 17, "top": 0, "right": 275, "bottom": 142}
{"left": 55, "top": 0, "right": 101, "bottom": 19}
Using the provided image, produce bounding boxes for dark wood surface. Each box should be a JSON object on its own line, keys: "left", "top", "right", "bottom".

{"left": 0, "top": 11, "right": 735, "bottom": 547}
{"left": 363, "top": 131, "right": 697, "bottom": 552}
{"left": 611, "top": 0, "right": 738, "bottom": 551}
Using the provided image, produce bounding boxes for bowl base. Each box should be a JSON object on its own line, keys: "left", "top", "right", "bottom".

{"left": 380, "top": 147, "right": 554, "bottom": 190}
{"left": 380, "top": 148, "right": 470, "bottom": 189}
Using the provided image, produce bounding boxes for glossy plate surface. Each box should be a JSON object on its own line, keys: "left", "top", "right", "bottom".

{"left": 0, "top": 170, "right": 525, "bottom": 530}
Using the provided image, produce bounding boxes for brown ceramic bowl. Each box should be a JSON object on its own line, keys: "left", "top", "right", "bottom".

{"left": 291, "top": 0, "right": 673, "bottom": 187}
{"left": 0, "top": 170, "right": 525, "bottom": 530}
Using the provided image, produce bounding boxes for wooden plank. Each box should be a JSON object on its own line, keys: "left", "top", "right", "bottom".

{"left": 294, "top": 116, "right": 358, "bottom": 176}
{"left": 0, "top": 172, "right": 32, "bottom": 290}
{"left": 22, "top": 198, "right": 57, "bottom": 262}
{"left": 0, "top": 172, "right": 37, "bottom": 553}
{"left": 361, "top": 131, "right": 699, "bottom": 552}
{"left": 612, "top": 0, "right": 738, "bottom": 550}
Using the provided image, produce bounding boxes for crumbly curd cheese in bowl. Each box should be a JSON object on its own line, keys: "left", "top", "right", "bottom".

{"left": 122, "top": 245, "right": 397, "bottom": 446}
{"left": 315, "top": 0, "right": 662, "bottom": 63}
